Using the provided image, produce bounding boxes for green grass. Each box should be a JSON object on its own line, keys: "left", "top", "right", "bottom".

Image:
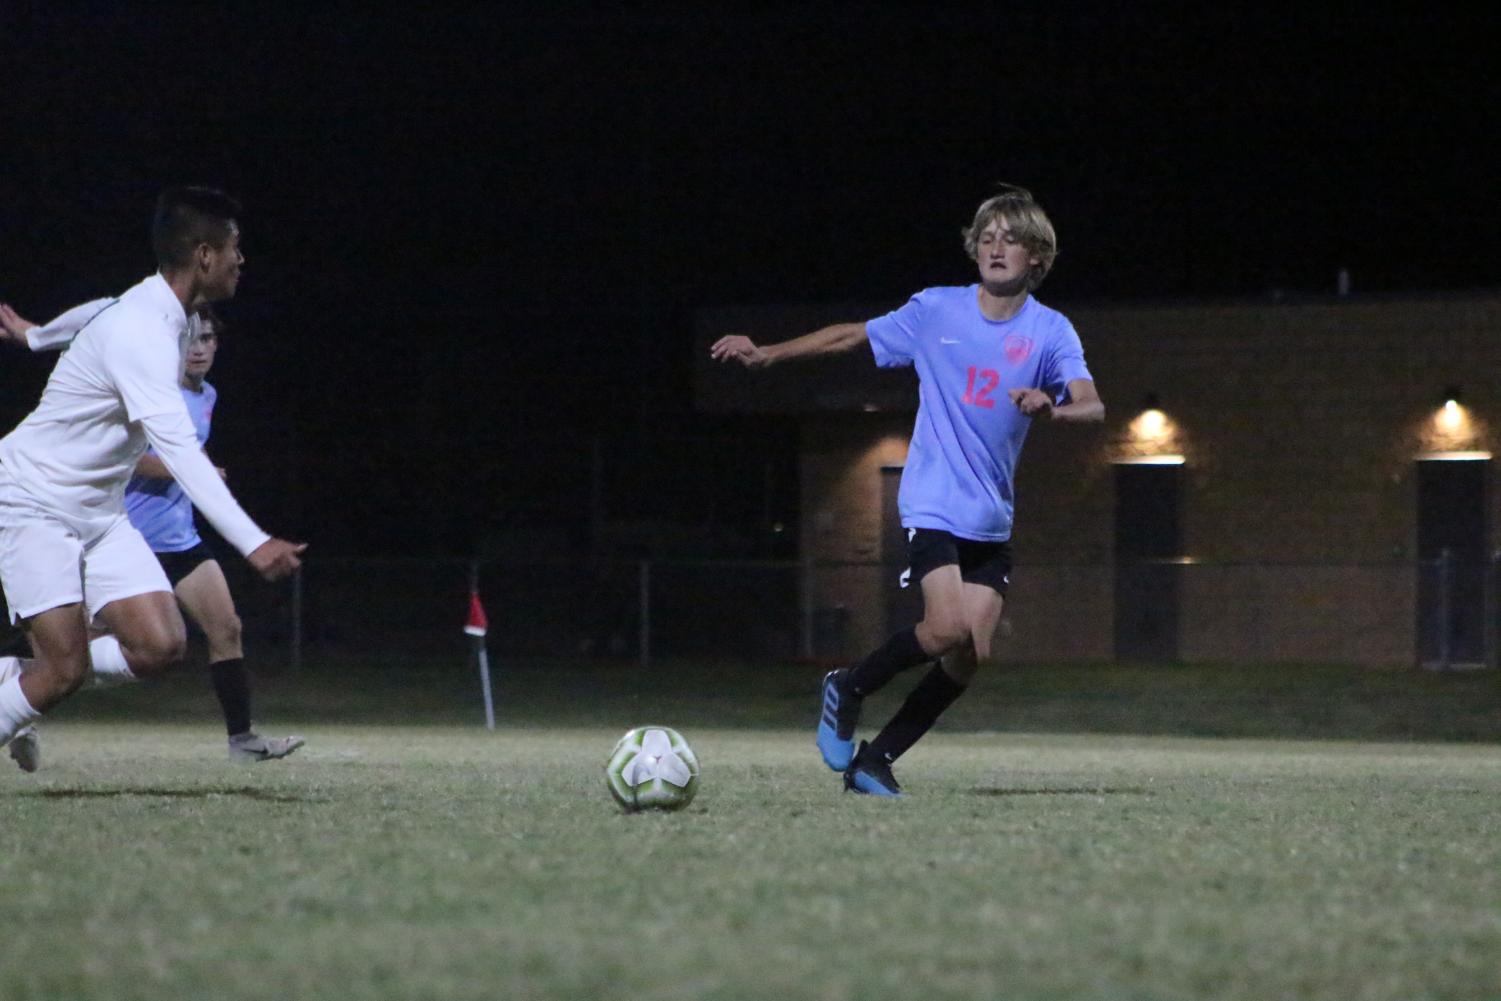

{"left": 3, "top": 657, "right": 1501, "bottom": 1000}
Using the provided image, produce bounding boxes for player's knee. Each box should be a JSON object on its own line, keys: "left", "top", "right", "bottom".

{"left": 28, "top": 633, "right": 91, "bottom": 697}
{"left": 51, "top": 655, "right": 91, "bottom": 696}
{"left": 922, "top": 618, "right": 971, "bottom": 655}
{"left": 128, "top": 622, "right": 189, "bottom": 676}
{"left": 212, "top": 612, "right": 242, "bottom": 650}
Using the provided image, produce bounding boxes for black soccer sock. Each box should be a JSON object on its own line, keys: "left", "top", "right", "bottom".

{"left": 209, "top": 658, "right": 253, "bottom": 737}
{"left": 845, "top": 626, "right": 932, "bottom": 697}
{"left": 0, "top": 632, "right": 32, "bottom": 658}
{"left": 866, "top": 664, "right": 968, "bottom": 764}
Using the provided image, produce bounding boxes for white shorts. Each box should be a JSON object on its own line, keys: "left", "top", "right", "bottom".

{"left": 0, "top": 472, "right": 171, "bottom": 625}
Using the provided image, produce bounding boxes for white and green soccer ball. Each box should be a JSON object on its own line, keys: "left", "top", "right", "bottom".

{"left": 605, "top": 726, "right": 700, "bottom": 812}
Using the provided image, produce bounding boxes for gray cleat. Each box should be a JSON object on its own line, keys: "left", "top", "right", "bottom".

{"left": 8, "top": 725, "right": 39, "bottom": 773}
{"left": 228, "top": 731, "right": 306, "bottom": 763}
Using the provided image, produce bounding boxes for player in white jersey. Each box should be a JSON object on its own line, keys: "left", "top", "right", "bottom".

{"left": 1, "top": 303, "right": 305, "bottom": 767}
{"left": 0, "top": 187, "right": 305, "bottom": 759}
{"left": 713, "top": 186, "right": 1104, "bottom": 795}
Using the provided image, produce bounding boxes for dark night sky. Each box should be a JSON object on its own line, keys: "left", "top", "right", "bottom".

{"left": 2, "top": 7, "right": 1497, "bottom": 556}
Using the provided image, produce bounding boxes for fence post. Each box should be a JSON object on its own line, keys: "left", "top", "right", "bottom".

{"left": 1437, "top": 547, "right": 1452, "bottom": 671}
{"left": 289, "top": 563, "right": 303, "bottom": 671}
{"left": 1489, "top": 551, "right": 1500, "bottom": 670}
{"left": 638, "top": 559, "right": 651, "bottom": 668}
{"left": 800, "top": 554, "right": 815, "bottom": 659}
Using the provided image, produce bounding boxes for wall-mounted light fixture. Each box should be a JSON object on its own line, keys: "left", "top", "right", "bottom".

{"left": 1122, "top": 391, "right": 1184, "bottom": 464}
{"left": 1436, "top": 384, "right": 1468, "bottom": 434}
{"left": 1130, "top": 392, "right": 1171, "bottom": 443}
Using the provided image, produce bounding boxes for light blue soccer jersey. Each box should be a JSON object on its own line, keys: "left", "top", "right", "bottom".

{"left": 866, "top": 286, "right": 1093, "bottom": 542}
{"left": 124, "top": 382, "right": 217, "bottom": 553}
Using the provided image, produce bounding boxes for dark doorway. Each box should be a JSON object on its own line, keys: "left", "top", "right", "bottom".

{"left": 1114, "top": 461, "right": 1184, "bottom": 661}
{"left": 1416, "top": 457, "right": 1489, "bottom": 667}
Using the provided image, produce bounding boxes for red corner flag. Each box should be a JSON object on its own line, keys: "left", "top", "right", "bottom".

{"left": 464, "top": 591, "right": 489, "bottom": 637}
{"left": 465, "top": 586, "right": 496, "bottom": 730}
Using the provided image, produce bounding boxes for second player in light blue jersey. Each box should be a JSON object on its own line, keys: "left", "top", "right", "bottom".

{"left": 712, "top": 185, "right": 1104, "bottom": 795}
{"left": 125, "top": 307, "right": 304, "bottom": 762}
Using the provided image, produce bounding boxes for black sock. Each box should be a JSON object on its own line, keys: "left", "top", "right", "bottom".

{"left": 209, "top": 658, "right": 253, "bottom": 737}
{"left": 0, "top": 632, "right": 32, "bottom": 658}
{"left": 846, "top": 626, "right": 931, "bottom": 697}
{"left": 867, "top": 664, "right": 967, "bottom": 763}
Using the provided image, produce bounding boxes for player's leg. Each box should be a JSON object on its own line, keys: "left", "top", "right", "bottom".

{"left": 866, "top": 582, "right": 1002, "bottom": 758}
{"left": 817, "top": 533, "right": 969, "bottom": 771}
{"left": 846, "top": 567, "right": 972, "bottom": 792}
{"left": 0, "top": 505, "right": 181, "bottom": 762}
{"left": 172, "top": 556, "right": 248, "bottom": 731}
{"left": 0, "top": 631, "right": 40, "bottom": 771}
{"left": 0, "top": 489, "right": 96, "bottom": 747}
{"left": 0, "top": 605, "right": 91, "bottom": 747}
{"left": 85, "top": 518, "right": 187, "bottom": 681}
{"left": 943, "top": 579, "right": 1007, "bottom": 682}
{"left": 847, "top": 541, "right": 1010, "bottom": 795}
{"left": 2, "top": 595, "right": 181, "bottom": 770}
{"left": 91, "top": 591, "right": 188, "bottom": 678}
{"left": 172, "top": 556, "right": 304, "bottom": 762}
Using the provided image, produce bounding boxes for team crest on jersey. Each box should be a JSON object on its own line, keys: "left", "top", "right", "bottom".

{"left": 1003, "top": 334, "right": 1033, "bottom": 366}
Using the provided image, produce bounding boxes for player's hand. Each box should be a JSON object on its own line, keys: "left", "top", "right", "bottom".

{"left": 248, "top": 538, "right": 307, "bottom": 582}
{"left": 710, "top": 334, "right": 770, "bottom": 369}
{"left": 0, "top": 303, "right": 37, "bottom": 346}
{"left": 215, "top": 466, "right": 228, "bottom": 481}
{"left": 1008, "top": 387, "right": 1053, "bottom": 417}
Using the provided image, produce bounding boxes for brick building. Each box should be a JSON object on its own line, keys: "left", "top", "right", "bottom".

{"left": 696, "top": 291, "right": 1501, "bottom": 667}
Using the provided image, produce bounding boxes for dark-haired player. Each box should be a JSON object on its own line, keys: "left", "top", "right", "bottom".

{"left": 0, "top": 187, "right": 305, "bottom": 760}
{"left": 1, "top": 302, "right": 304, "bottom": 767}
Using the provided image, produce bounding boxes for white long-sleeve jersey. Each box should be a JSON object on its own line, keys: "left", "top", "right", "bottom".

{"left": 0, "top": 274, "right": 268, "bottom": 556}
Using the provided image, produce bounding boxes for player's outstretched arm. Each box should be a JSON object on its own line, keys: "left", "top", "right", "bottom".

{"left": 141, "top": 414, "right": 262, "bottom": 541}
{"left": 246, "top": 538, "right": 307, "bottom": 582}
{"left": 1008, "top": 379, "right": 1105, "bottom": 423}
{"left": 710, "top": 322, "right": 869, "bottom": 369}
{"left": 1, "top": 298, "right": 114, "bottom": 352}
{"left": 0, "top": 303, "right": 36, "bottom": 347}
{"left": 136, "top": 436, "right": 300, "bottom": 580}
{"left": 147, "top": 423, "right": 305, "bottom": 581}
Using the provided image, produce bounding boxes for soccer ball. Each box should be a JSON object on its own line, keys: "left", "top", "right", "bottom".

{"left": 605, "top": 725, "right": 700, "bottom": 812}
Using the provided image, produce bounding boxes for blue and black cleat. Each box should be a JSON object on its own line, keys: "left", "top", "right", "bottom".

{"left": 843, "top": 741, "right": 902, "bottom": 797}
{"left": 816, "top": 668, "right": 861, "bottom": 771}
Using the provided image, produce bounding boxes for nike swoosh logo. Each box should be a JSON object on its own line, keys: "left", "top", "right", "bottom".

{"left": 940, "top": 338, "right": 960, "bottom": 345}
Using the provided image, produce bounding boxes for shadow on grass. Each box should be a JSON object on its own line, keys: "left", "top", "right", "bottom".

{"left": 24, "top": 787, "right": 324, "bottom": 804}
{"left": 967, "top": 786, "right": 1151, "bottom": 797}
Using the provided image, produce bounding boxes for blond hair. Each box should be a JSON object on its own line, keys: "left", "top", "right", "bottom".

{"left": 961, "top": 184, "right": 1058, "bottom": 290}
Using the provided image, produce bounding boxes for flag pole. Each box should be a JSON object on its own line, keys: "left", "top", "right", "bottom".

{"left": 465, "top": 563, "right": 495, "bottom": 730}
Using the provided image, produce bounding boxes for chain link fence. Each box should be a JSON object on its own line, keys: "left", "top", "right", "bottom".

{"left": 191, "top": 553, "right": 1501, "bottom": 671}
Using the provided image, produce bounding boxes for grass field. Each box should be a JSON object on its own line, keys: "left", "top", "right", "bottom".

{"left": 3, "top": 657, "right": 1500, "bottom": 1001}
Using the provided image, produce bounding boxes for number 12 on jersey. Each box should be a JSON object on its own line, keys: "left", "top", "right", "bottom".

{"left": 962, "top": 366, "right": 999, "bottom": 409}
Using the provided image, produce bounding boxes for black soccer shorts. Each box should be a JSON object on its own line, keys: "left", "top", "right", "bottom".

{"left": 901, "top": 527, "right": 1012, "bottom": 596}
